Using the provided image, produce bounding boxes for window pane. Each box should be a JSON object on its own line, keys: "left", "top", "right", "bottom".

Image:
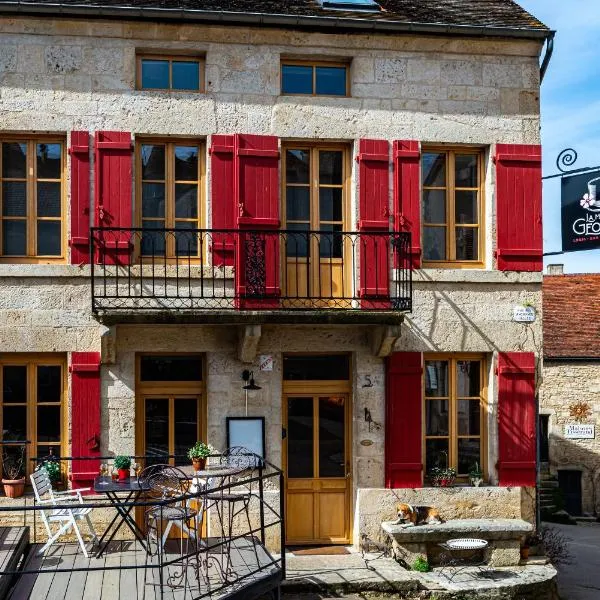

{"left": 425, "top": 361, "right": 449, "bottom": 397}
{"left": 422, "top": 152, "right": 446, "bottom": 187}
{"left": 2, "top": 181, "right": 27, "bottom": 216}
{"left": 174, "top": 146, "right": 198, "bottom": 181}
{"left": 283, "top": 355, "right": 350, "bottom": 381}
{"left": 175, "top": 221, "right": 198, "bottom": 255}
{"left": 422, "top": 190, "right": 446, "bottom": 224}
{"left": 426, "top": 400, "right": 449, "bottom": 436}
{"left": 455, "top": 154, "right": 478, "bottom": 188}
{"left": 455, "top": 191, "right": 478, "bottom": 224}
{"left": 457, "top": 361, "right": 481, "bottom": 397}
{"left": 37, "top": 221, "right": 61, "bottom": 256}
{"left": 286, "top": 222, "right": 309, "bottom": 258}
{"left": 175, "top": 184, "right": 198, "bottom": 219}
{"left": 287, "top": 397, "right": 314, "bottom": 478}
{"left": 426, "top": 438, "right": 449, "bottom": 476}
{"left": 2, "top": 406, "right": 27, "bottom": 441}
{"left": 36, "top": 143, "right": 61, "bottom": 179}
{"left": 423, "top": 227, "right": 446, "bottom": 261}
{"left": 174, "top": 398, "right": 198, "bottom": 466}
{"left": 141, "top": 145, "right": 165, "bottom": 180}
{"left": 282, "top": 65, "right": 313, "bottom": 94}
{"left": 319, "top": 151, "right": 343, "bottom": 185}
{"left": 141, "top": 222, "right": 166, "bottom": 256}
{"left": 37, "top": 366, "right": 61, "bottom": 403}
{"left": 36, "top": 445, "right": 58, "bottom": 461}
{"left": 140, "top": 356, "right": 203, "bottom": 381}
{"left": 145, "top": 399, "right": 169, "bottom": 466}
{"left": 286, "top": 150, "right": 309, "bottom": 184}
{"left": 319, "top": 188, "right": 343, "bottom": 222}
{"left": 37, "top": 182, "right": 61, "bottom": 218}
{"left": 458, "top": 400, "right": 480, "bottom": 436}
{"left": 458, "top": 438, "right": 480, "bottom": 475}
{"left": 315, "top": 66, "right": 346, "bottom": 96}
{"left": 319, "top": 224, "right": 343, "bottom": 258}
{"left": 2, "top": 142, "right": 26, "bottom": 179}
{"left": 172, "top": 61, "right": 200, "bottom": 91}
{"left": 2, "top": 221, "right": 26, "bottom": 256}
{"left": 142, "top": 183, "right": 166, "bottom": 218}
{"left": 286, "top": 187, "right": 310, "bottom": 221}
{"left": 37, "top": 406, "right": 61, "bottom": 442}
{"left": 141, "top": 59, "right": 169, "bottom": 89}
{"left": 318, "top": 396, "right": 345, "bottom": 477}
{"left": 455, "top": 227, "right": 478, "bottom": 261}
{"left": 3, "top": 366, "right": 27, "bottom": 404}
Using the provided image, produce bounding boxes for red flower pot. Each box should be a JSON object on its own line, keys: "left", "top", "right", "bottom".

{"left": 118, "top": 468, "right": 129, "bottom": 481}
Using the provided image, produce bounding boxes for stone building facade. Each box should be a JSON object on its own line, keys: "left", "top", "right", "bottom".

{"left": 0, "top": 0, "right": 550, "bottom": 547}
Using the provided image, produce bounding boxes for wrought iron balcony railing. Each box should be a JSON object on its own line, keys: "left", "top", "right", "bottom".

{"left": 90, "top": 227, "right": 412, "bottom": 314}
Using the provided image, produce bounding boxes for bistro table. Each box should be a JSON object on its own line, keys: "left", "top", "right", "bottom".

{"left": 93, "top": 476, "right": 149, "bottom": 558}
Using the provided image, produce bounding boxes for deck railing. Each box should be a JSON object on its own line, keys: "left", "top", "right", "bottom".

{"left": 90, "top": 227, "right": 412, "bottom": 313}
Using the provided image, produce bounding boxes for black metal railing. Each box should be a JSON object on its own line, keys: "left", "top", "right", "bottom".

{"left": 90, "top": 227, "right": 412, "bottom": 312}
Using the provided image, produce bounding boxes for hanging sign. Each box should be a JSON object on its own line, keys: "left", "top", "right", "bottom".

{"left": 562, "top": 170, "right": 600, "bottom": 252}
{"left": 259, "top": 355, "right": 273, "bottom": 371}
{"left": 564, "top": 424, "right": 595, "bottom": 439}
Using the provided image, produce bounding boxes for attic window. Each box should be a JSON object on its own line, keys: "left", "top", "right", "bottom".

{"left": 320, "top": 0, "right": 380, "bottom": 11}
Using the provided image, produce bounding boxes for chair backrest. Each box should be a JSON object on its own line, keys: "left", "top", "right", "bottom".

{"left": 138, "top": 464, "right": 188, "bottom": 501}
{"left": 220, "top": 446, "right": 259, "bottom": 471}
{"left": 30, "top": 468, "right": 54, "bottom": 503}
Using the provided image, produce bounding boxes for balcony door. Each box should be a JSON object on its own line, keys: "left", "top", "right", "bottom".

{"left": 282, "top": 146, "right": 350, "bottom": 307}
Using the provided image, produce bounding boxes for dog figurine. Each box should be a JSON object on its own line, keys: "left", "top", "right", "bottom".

{"left": 393, "top": 503, "right": 444, "bottom": 526}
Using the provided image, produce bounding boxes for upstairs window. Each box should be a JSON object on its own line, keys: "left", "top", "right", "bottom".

{"left": 421, "top": 148, "right": 483, "bottom": 266}
{"left": 281, "top": 61, "right": 349, "bottom": 97}
{"left": 137, "top": 55, "right": 204, "bottom": 92}
{"left": 0, "top": 139, "right": 64, "bottom": 261}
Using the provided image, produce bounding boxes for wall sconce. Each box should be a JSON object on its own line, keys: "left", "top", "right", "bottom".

{"left": 241, "top": 370, "right": 261, "bottom": 416}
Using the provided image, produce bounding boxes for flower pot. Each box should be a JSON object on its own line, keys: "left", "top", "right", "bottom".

{"left": 192, "top": 458, "right": 206, "bottom": 472}
{"left": 470, "top": 477, "right": 483, "bottom": 487}
{"left": 117, "top": 468, "right": 129, "bottom": 481}
{"left": 2, "top": 478, "right": 25, "bottom": 498}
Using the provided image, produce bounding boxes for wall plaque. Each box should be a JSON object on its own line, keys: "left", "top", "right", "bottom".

{"left": 564, "top": 424, "right": 595, "bottom": 439}
{"left": 513, "top": 305, "right": 536, "bottom": 323}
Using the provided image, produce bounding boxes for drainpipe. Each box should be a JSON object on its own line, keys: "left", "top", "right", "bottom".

{"left": 540, "top": 31, "right": 555, "bottom": 83}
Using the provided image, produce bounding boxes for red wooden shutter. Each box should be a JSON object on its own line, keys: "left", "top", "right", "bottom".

{"left": 70, "top": 352, "right": 101, "bottom": 491}
{"left": 497, "top": 352, "right": 537, "bottom": 487}
{"left": 385, "top": 352, "right": 423, "bottom": 488}
{"left": 94, "top": 131, "right": 133, "bottom": 265}
{"left": 393, "top": 140, "right": 421, "bottom": 269}
{"left": 235, "top": 134, "right": 280, "bottom": 309}
{"left": 68, "top": 131, "right": 91, "bottom": 264}
{"left": 358, "top": 139, "right": 390, "bottom": 309}
{"left": 210, "top": 135, "right": 235, "bottom": 266}
{"left": 495, "top": 144, "right": 543, "bottom": 272}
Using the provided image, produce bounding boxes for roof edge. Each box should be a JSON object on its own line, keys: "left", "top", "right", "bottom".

{"left": 544, "top": 356, "right": 600, "bottom": 362}
{"left": 0, "top": 2, "right": 554, "bottom": 39}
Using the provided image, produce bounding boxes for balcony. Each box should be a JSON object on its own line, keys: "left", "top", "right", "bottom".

{"left": 90, "top": 228, "right": 412, "bottom": 325}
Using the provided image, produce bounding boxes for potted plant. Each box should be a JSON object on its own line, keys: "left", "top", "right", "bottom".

{"left": 428, "top": 452, "right": 456, "bottom": 487}
{"left": 114, "top": 455, "right": 131, "bottom": 480}
{"left": 39, "top": 458, "right": 61, "bottom": 485}
{"left": 469, "top": 462, "right": 484, "bottom": 487}
{"left": 2, "top": 446, "right": 26, "bottom": 498}
{"left": 187, "top": 442, "right": 213, "bottom": 471}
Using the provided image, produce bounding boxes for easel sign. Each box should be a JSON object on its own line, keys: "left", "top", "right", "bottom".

{"left": 226, "top": 417, "right": 266, "bottom": 466}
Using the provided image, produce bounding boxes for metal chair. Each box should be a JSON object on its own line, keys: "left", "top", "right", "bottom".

{"left": 30, "top": 467, "right": 98, "bottom": 557}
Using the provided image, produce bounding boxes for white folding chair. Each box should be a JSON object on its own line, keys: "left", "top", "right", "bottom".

{"left": 30, "top": 468, "right": 98, "bottom": 558}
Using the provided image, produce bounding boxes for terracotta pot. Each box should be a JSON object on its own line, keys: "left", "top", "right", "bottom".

{"left": 2, "top": 478, "right": 26, "bottom": 498}
{"left": 521, "top": 547, "right": 530, "bottom": 560}
{"left": 192, "top": 458, "right": 206, "bottom": 472}
{"left": 118, "top": 468, "right": 129, "bottom": 481}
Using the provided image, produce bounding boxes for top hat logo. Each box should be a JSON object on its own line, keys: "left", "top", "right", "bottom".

{"left": 580, "top": 176, "right": 600, "bottom": 212}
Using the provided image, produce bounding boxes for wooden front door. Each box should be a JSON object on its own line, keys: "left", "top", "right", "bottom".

{"left": 283, "top": 391, "right": 351, "bottom": 545}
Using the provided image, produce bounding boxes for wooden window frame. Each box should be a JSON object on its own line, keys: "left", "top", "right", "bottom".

{"left": 136, "top": 54, "right": 205, "bottom": 93}
{"left": 135, "top": 138, "right": 205, "bottom": 262}
{"left": 0, "top": 136, "right": 66, "bottom": 264}
{"left": 423, "top": 354, "right": 488, "bottom": 482}
{"left": 280, "top": 60, "right": 350, "bottom": 97}
{"left": 421, "top": 147, "right": 485, "bottom": 268}
{"left": 0, "top": 355, "right": 67, "bottom": 480}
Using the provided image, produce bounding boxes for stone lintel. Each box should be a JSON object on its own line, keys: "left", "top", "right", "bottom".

{"left": 238, "top": 324, "right": 262, "bottom": 364}
{"left": 370, "top": 325, "right": 402, "bottom": 357}
{"left": 101, "top": 326, "right": 117, "bottom": 364}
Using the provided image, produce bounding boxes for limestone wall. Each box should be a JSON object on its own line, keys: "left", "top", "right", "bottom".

{"left": 541, "top": 360, "right": 600, "bottom": 514}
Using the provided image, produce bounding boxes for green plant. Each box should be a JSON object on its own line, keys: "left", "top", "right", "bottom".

{"left": 114, "top": 455, "right": 131, "bottom": 470}
{"left": 412, "top": 555, "right": 430, "bottom": 572}
{"left": 187, "top": 442, "right": 213, "bottom": 460}
{"left": 469, "top": 461, "right": 483, "bottom": 478}
{"left": 39, "top": 459, "right": 61, "bottom": 484}
{"left": 2, "top": 447, "right": 25, "bottom": 480}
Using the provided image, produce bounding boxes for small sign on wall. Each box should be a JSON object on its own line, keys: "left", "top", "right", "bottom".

{"left": 513, "top": 305, "right": 536, "bottom": 323}
{"left": 259, "top": 355, "right": 273, "bottom": 371}
{"left": 564, "top": 424, "right": 595, "bottom": 439}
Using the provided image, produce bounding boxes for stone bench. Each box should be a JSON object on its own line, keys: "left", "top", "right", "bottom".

{"left": 382, "top": 518, "right": 532, "bottom": 568}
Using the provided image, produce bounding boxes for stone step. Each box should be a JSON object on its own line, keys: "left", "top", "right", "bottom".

{"left": 539, "top": 480, "right": 559, "bottom": 489}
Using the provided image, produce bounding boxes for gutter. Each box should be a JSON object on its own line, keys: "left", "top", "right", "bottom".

{"left": 540, "top": 31, "right": 555, "bottom": 82}
{"left": 0, "top": 1, "right": 554, "bottom": 40}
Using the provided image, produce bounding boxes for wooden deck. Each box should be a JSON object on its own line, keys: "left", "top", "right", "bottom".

{"left": 0, "top": 528, "right": 29, "bottom": 600}
{"left": 10, "top": 538, "right": 281, "bottom": 600}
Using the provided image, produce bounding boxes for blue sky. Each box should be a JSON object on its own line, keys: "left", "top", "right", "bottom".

{"left": 518, "top": 0, "right": 600, "bottom": 273}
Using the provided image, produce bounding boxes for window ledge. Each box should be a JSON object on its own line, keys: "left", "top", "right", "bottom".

{"left": 414, "top": 268, "right": 543, "bottom": 284}
{"left": 0, "top": 264, "right": 90, "bottom": 278}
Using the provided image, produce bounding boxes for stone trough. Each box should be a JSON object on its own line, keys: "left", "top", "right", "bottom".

{"left": 382, "top": 518, "right": 532, "bottom": 568}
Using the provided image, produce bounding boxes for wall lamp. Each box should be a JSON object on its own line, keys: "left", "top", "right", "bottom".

{"left": 241, "top": 370, "right": 261, "bottom": 416}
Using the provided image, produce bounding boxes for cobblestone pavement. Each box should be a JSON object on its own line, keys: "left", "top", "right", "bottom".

{"left": 546, "top": 522, "right": 600, "bottom": 600}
